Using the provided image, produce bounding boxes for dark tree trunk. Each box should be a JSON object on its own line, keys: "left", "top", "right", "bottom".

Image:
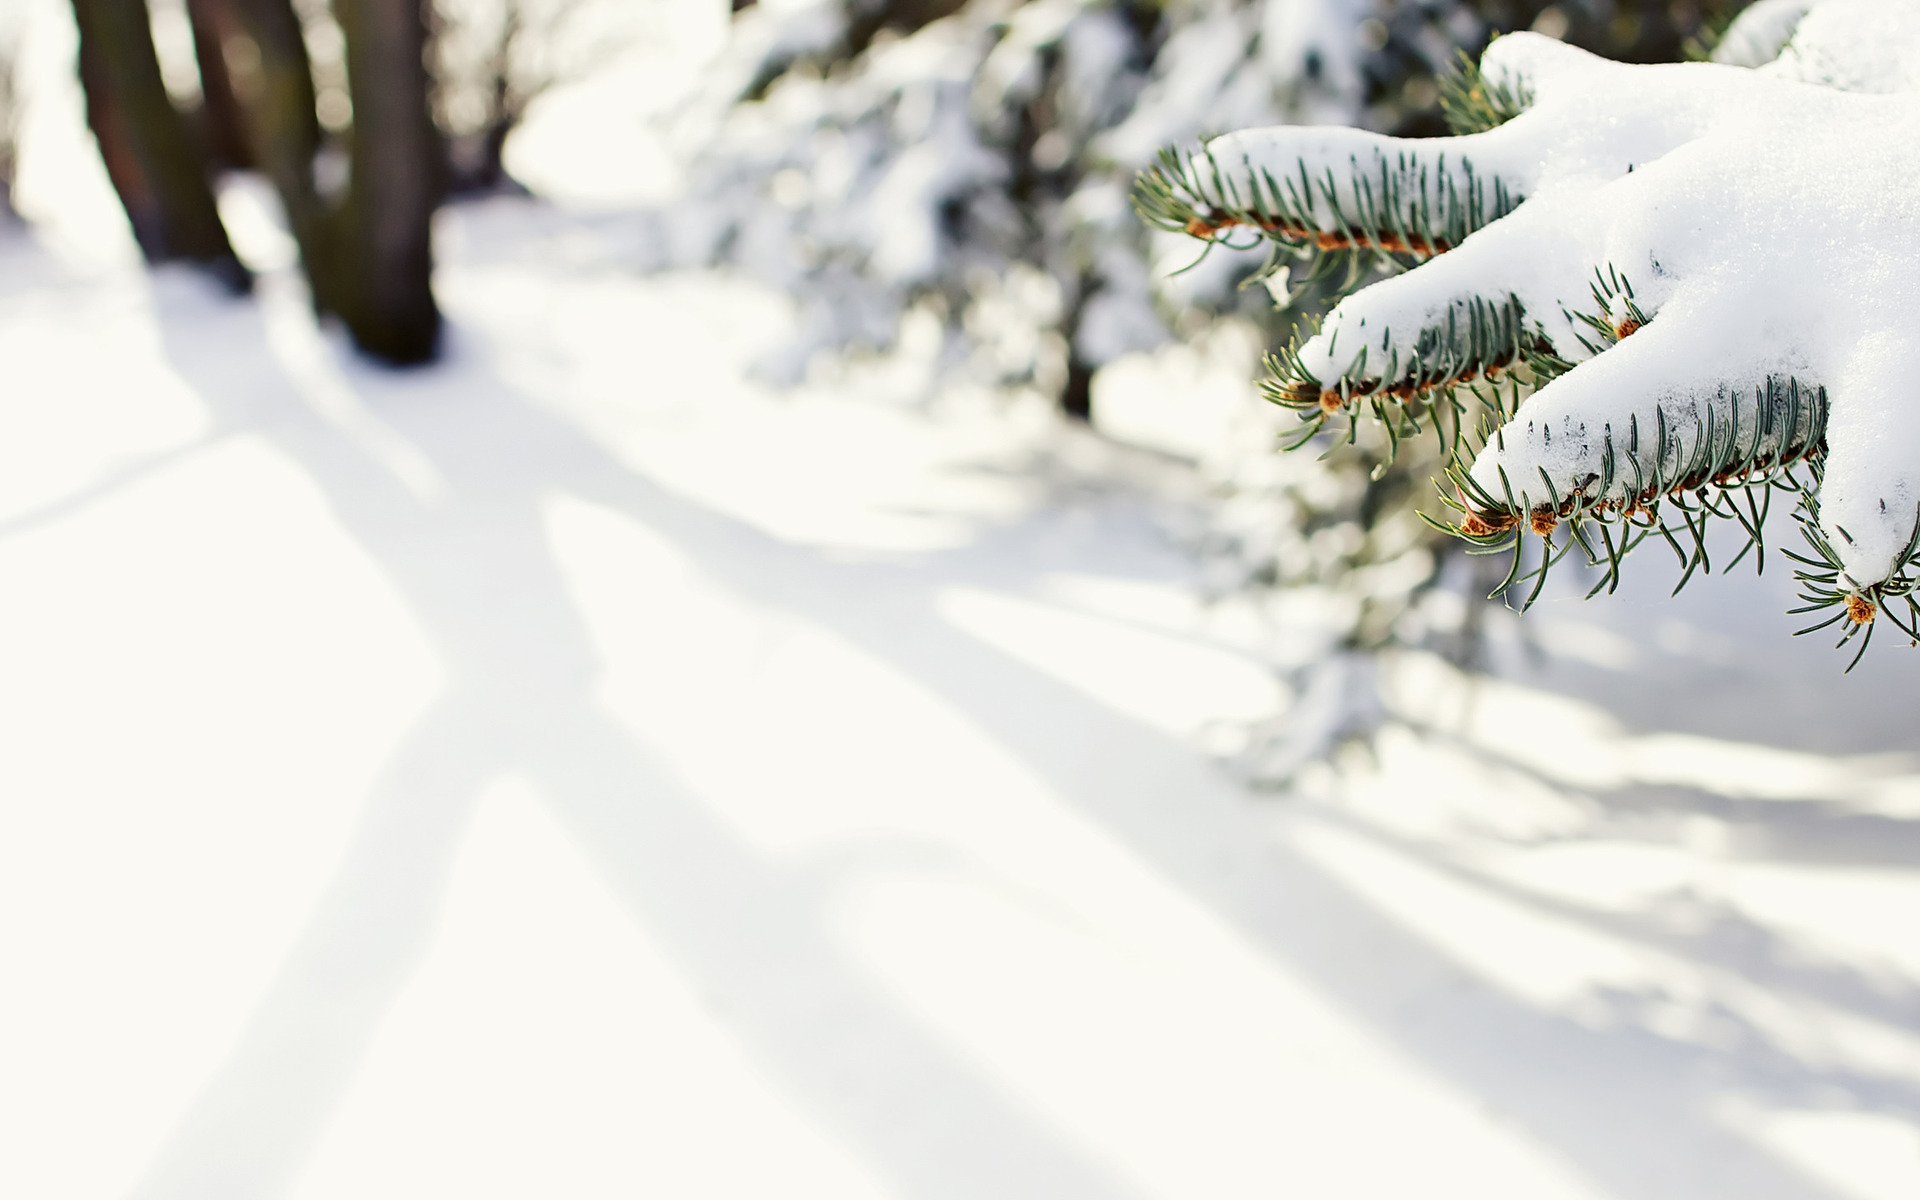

{"left": 331, "top": 0, "right": 442, "bottom": 363}
{"left": 1061, "top": 353, "right": 1093, "bottom": 422}
{"left": 199, "top": 0, "right": 441, "bottom": 363}
{"left": 200, "top": 0, "right": 333, "bottom": 303}
{"left": 75, "top": 0, "right": 445, "bottom": 363}
{"left": 476, "top": 116, "right": 513, "bottom": 190}
{"left": 185, "top": 0, "right": 256, "bottom": 169}
{"left": 70, "top": 0, "right": 247, "bottom": 289}
{"left": 445, "top": 117, "right": 519, "bottom": 197}
{"left": 1058, "top": 276, "right": 1095, "bottom": 422}
{"left": 76, "top": 27, "right": 164, "bottom": 255}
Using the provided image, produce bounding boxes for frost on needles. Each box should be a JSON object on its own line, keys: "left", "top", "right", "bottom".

{"left": 1138, "top": 0, "right": 1920, "bottom": 667}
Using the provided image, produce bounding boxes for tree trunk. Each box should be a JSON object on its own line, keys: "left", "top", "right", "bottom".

{"left": 76, "top": 27, "right": 163, "bottom": 254}
{"left": 71, "top": 0, "right": 442, "bottom": 362}
{"left": 1058, "top": 277, "right": 1094, "bottom": 422}
{"left": 1060, "top": 353, "right": 1093, "bottom": 422}
{"left": 185, "top": 0, "right": 256, "bottom": 170}
{"left": 70, "top": 0, "right": 247, "bottom": 289}
{"left": 331, "top": 0, "right": 441, "bottom": 363}
{"left": 200, "top": 0, "right": 441, "bottom": 363}
{"left": 198, "top": 0, "right": 334, "bottom": 303}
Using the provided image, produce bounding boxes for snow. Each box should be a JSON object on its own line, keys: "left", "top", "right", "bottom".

{"left": 1192, "top": 19, "right": 1920, "bottom": 589}
{"left": 8, "top": 1, "right": 1920, "bottom": 1198}
{"left": 1713, "top": 0, "right": 1814, "bottom": 68}
{"left": 1764, "top": 0, "right": 1920, "bottom": 92}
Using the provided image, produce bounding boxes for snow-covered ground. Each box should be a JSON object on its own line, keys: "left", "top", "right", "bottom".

{"left": 6, "top": 3, "right": 1920, "bottom": 1199}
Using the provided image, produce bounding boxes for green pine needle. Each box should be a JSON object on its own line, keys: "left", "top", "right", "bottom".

{"left": 1257, "top": 294, "right": 1569, "bottom": 468}
{"left": 1131, "top": 143, "right": 1523, "bottom": 306}
{"left": 1417, "top": 279, "right": 1905, "bottom": 666}
{"left": 1438, "top": 47, "right": 1533, "bottom": 136}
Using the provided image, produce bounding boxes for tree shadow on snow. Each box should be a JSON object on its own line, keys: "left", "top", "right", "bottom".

{"left": 118, "top": 278, "right": 1152, "bottom": 1200}
{"left": 97, "top": 263, "right": 1920, "bottom": 1200}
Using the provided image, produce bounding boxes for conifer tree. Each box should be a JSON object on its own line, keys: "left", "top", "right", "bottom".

{"left": 658, "top": 0, "right": 1741, "bottom": 409}
{"left": 647, "top": 0, "right": 1757, "bottom": 775}
{"left": 1139, "top": 0, "right": 1920, "bottom": 669}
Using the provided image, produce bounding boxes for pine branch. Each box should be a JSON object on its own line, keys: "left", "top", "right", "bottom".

{"left": 1138, "top": 51, "right": 1545, "bottom": 468}
{"left": 1438, "top": 49, "right": 1532, "bottom": 136}
{"left": 1415, "top": 266, "right": 1915, "bottom": 670}
{"left": 1138, "top": 24, "right": 1920, "bottom": 670}
{"left": 1259, "top": 293, "right": 1568, "bottom": 466}
{"left": 1135, "top": 48, "right": 1534, "bottom": 271}
{"left": 1133, "top": 140, "right": 1525, "bottom": 277}
{"left": 1784, "top": 469, "right": 1920, "bottom": 669}
{"left": 1565, "top": 264, "right": 1650, "bottom": 353}
{"left": 1431, "top": 336, "right": 1835, "bottom": 622}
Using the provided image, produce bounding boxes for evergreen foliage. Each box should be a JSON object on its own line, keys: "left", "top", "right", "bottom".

{"left": 648, "top": 0, "right": 1770, "bottom": 776}
{"left": 1436, "top": 49, "right": 1530, "bottom": 134}
{"left": 1144, "top": 1, "right": 1920, "bottom": 670}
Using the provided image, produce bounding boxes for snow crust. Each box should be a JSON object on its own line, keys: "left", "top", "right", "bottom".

{"left": 1200, "top": 13, "right": 1920, "bottom": 589}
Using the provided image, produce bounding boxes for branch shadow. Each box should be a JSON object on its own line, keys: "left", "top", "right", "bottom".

{"left": 127, "top": 281, "right": 1153, "bottom": 1200}
{"left": 1382, "top": 691, "right": 1920, "bottom": 1030}
{"left": 114, "top": 262, "right": 1904, "bottom": 1200}
{"left": 1303, "top": 793, "right": 1920, "bottom": 1113}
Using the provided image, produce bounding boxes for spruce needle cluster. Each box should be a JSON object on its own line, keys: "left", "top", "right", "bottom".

{"left": 1139, "top": 26, "right": 1920, "bottom": 668}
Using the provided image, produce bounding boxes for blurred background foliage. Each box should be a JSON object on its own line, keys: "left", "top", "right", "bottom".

{"left": 644, "top": 0, "right": 1748, "bottom": 772}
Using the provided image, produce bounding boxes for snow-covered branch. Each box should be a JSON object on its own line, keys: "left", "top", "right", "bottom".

{"left": 1150, "top": 1, "right": 1920, "bottom": 665}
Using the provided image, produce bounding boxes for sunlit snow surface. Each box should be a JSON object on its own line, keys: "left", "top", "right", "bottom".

{"left": 7, "top": 3, "right": 1920, "bottom": 1200}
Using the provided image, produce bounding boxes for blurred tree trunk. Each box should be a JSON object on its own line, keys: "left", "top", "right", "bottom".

{"left": 71, "top": 0, "right": 248, "bottom": 288}
{"left": 190, "top": 0, "right": 441, "bottom": 363}
{"left": 1060, "top": 282, "right": 1093, "bottom": 423}
{"left": 190, "top": 0, "right": 330, "bottom": 292}
{"left": 0, "top": 48, "right": 18, "bottom": 219}
{"left": 1060, "top": 353, "right": 1092, "bottom": 422}
{"left": 332, "top": 0, "right": 441, "bottom": 362}
{"left": 76, "top": 27, "right": 162, "bottom": 249}
{"left": 185, "top": 0, "right": 256, "bottom": 169}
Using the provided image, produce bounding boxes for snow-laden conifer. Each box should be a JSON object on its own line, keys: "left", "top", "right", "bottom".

{"left": 1146, "top": 1, "right": 1920, "bottom": 666}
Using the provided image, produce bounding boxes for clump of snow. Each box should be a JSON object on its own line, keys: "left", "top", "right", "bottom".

{"left": 1762, "top": 0, "right": 1920, "bottom": 92}
{"left": 1711, "top": 0, "right": 1813, "bottom": 68}
{"left": 1189, "top": 13, "right": 1920, "bottom": 592}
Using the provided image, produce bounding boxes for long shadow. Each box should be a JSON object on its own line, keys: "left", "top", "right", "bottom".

{"left": 1501, "top": 540, "right": 1920, "bottom": 753}
{"left": 0, "top": 438, "right": 219, "bottom": 538}
{"left": 1376, "top": 726, "right": 1920, "bottom": 1028}
{"left": 645, "top": 538, "right": 1871, "bottom": 1200}
{"left": 1304, "top": 799, "right": 1920, "bottom": 1101}
{"left": 125, "top": 268, "right": 1884, "bottom": 1200}
{"left": 128, "top": 283, "right": 1152, "bottom": 1200}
